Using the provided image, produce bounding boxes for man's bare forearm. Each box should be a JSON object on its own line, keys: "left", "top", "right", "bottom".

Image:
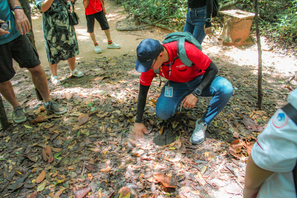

{"left": 40, "top": 0, "right": 54, "bottom": 13}
{"left": 83, "top": 0, "right": 90, "bottom": 8}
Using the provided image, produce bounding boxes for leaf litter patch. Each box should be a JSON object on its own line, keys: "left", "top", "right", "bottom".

{"left": 0, "top": 52, "right": 295, "bottom": 197}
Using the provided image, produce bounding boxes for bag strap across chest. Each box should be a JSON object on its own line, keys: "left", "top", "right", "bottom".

{"left": 281, "top": 103, "right": 297, "bottom": 196}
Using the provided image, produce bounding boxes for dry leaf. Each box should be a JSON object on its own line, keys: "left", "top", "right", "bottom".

{"left": 159, "top": 126, "right": 164, "bottom": 135}
{"left": 230, "top": 139, "right": 244, "bottom": 153}
{"left": 118, "top": 186, "right": 130, "bottom": 198}
{"left": 54, "top": 187, "right": 65, "bottom": 198}
{"left": 201, "top": 165, "right": 207, "bottom": 174}
{"left": 36, "top": 170, "right": 46, "bottom": 184}
{"left": 45, "top": 145, "right": 54, "bottom": 163}
{"left": 75, "top": 186, "right": 91, "bottom": 198}
{"left": 37, "top": 180, "right": 47, "bottom": 192}
{"left": 42, "top": 149, "right": 48, "bottom": 161}
{"left": 153, "top": 173, "right": 177, "bottom": 188}
{"left": 64, "top": 92, "right": 73, "bottom": 100}
{"left": 32, "top": 115, "right": 47, "bottom": 123}
{"left": 224, "top": 183, "right": 242, "bottom": 195}
{"left": 30, "top": 191, "right": 37, "bottom": 198}
{"left": 88, "top": 173, "right": 93, "bottom": 181}
{"left": 99, "top": 166, "right": 112, "bottom": 173}
{"left": 78, "top": 114, "right": 89, "bottom": 124}
{"left": 51, "top": 147, "right": 62, "bottom": 153}
{"left": 229, "top": 147, "right": 240, "bottom": 159}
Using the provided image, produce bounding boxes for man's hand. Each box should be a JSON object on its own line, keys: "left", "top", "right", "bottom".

{"left": 181, "top": 94, "right": 198, "bottom": 108}
{"left": 102, "top": 7, "right": 107, "bottom": 15}
{"left": 130, "top": 123, "right": 149, "bottom": 140}
{"left": 204, "top": 27, "right": 212, "bottom": 35}
{"left": 0, "top": 19, "right": 10, "bottom": 36}
{"left": 0, "top": 28, "right": 10, "bottom": 36}
{"left": 14, "top": 9, "right": 30, "bottom": 35}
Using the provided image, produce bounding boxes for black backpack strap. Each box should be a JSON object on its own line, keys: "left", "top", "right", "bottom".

{"left": 281, "top": 103, "right": 297, "bottom": 196}
{"left": 293, "top": 163, "right": 297, "bottom": 197}
{"left": 281, "top": 103, "right": 297, "bottom": 125}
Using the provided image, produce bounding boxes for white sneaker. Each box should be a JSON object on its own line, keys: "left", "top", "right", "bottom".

{"left": 94, "top": 45, "right": 102, "bottom": 54}
{"left": 190, "top": 120, "right": 207, "bottom": 145}
{"left": 107, "top": 42, "right": 121, "bottom": 49}
{"left": 51, "top": 76, "right": 61, "bottom": 86}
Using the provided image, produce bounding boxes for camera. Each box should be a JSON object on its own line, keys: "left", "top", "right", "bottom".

{"left": 0, "top": 20, "right": 11, "bottom": 31}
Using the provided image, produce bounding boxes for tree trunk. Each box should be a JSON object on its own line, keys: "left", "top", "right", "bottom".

{"left": 19, "top": 0, "right": 36, "bottom": 49}
{"left": 254, "top": 0, "right": 263, "bottom": 109}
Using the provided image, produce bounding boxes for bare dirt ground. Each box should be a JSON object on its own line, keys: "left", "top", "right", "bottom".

{"left": 1, "top": 0, "right": 297, "bottom": 198}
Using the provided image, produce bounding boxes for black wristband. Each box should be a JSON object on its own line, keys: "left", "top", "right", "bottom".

{"left": 192, "top": 91, "right": 200, "bottom": 98}
{"left": 13, "top": 6, "right": 23, "bottom": 11}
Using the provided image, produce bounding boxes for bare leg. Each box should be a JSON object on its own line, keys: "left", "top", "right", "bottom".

{"left": 0, "top": 81, "right": 21, "bottom": 108}
{"left": 104, "top": 29, "right": 112, "bottom": 41}
{"left": 67, "top": 56, "right": 76, "bottom": 72}
{"left": 89, "top": 32, "right": 97, "bottom": 45}
{"left": 27, "top": 65, "right": 51, "bottom": 102}
{"left": 49, "top": 62, "right": 58, "bottom": 77}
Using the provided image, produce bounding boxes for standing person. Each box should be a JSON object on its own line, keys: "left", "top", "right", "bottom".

{"left": 83, "top": 0, "right": 121, "bottom": 54}
{"left": 243, "top": 89, "right": 297, "bottom": 198}
{"left": 0, "top": 0, "right": 67, "bottom": 123}
{"left": 35, "top": 0, "right": 84, "bottom": 86}
{"left": 131, "top": 39, "right": 233, "bottom": 144}
{"left": 183, "top": 0, "right": 214, "bottom": 44}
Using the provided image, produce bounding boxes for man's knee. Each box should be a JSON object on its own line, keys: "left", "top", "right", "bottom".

{"left": 221, "top": 80, "right": 233, "bottom": 97}
{"left": 156, "top": 110, "right": 171, "bottom": 120}
{"left": 27, "top": 65, "right": 44, "bottom": 75}
{"left": 0, "top": 80, "right": 11, "bottom": 87}
{"left": 156, "top": 105, "right": 175, "bottom": 120}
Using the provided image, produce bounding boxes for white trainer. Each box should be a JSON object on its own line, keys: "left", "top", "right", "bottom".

{"left": 107, "top": 42, "right": 121, "bottom": 49}
{"left": 94, "top": 45, "right": 102, "bottom": 54}
{"left": 190, "top": 120, "right": 207, "bottom": 145}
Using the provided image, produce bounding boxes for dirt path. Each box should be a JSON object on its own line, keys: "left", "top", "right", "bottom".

{"left": 1, "top": 1, "right": 297, "bottom": 198}
{"left": 31, "top": 0, "right": 171, "bottom": 69}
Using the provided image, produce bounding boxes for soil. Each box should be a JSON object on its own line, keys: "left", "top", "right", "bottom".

{"left": 1, "top": 0, "right": 297, "bottom": 198}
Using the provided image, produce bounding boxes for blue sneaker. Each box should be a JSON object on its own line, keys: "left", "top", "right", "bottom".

{"left": 190, "top": 120, "right": 207, "bottom": 145}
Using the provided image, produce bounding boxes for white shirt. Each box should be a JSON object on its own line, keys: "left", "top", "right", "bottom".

{"left": 252, "top": 89, "right": 297, "bottom": 198}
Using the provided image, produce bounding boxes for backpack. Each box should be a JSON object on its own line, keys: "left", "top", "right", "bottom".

{"left": 212, "top": 0, "right": 219, "bottom": 18}
{"left": 162, "top": 32, "right": 202, "bottom": 67}
{"left": 281, "top": 103, "right": 297, "bottom": 196}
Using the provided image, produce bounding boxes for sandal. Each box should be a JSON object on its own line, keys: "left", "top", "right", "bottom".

{"left": 70, "top": 69, "right": 84, "bottom": 78}
{"left": 51, "top": 76, "right": 61, "bottom": 85}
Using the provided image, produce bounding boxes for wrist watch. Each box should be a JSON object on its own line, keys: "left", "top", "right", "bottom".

{"left": 13, "top": 6, "right": 23, "bottom": 11}
{"left": 192, "top": 88, "right": 202, "bottom": 98}
{"left": 206, "top": 18, "right": 211, "bottom": 23}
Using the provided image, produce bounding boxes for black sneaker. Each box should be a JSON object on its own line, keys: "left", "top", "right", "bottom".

{"left": 44, "top": 101, "right": 67, "bottom": 115}
{"left": 12, "top": 106, "right": 27, "bottom": 123}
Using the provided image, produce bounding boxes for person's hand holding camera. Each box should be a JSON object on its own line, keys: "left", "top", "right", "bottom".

{"left": 0, "top": 19, "right": 10, "bottom": 36}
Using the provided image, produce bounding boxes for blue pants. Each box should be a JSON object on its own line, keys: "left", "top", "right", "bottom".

{"left": 156, "top": 76, "right": 233, "bottom": 125}
{"left": 183, "top": 6, "right": 207, "bottom": 44}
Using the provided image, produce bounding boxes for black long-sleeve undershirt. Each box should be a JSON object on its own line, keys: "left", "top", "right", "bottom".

{"left": 192, "top": 61, "right": 218, "bottom": 96}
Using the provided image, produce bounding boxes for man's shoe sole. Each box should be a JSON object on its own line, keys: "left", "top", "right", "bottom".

{"left": 13, "top": 117, "right": 27, "bottom": 124}
{"left": 190, "top": 137, "right": 205, "bottom": 145}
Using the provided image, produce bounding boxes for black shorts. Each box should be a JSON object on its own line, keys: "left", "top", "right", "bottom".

{"left": 0, "top": 35, "right": 40, "bottom": 82}
{"left": 86, "top": 11, "right": 110, "bottom": 33}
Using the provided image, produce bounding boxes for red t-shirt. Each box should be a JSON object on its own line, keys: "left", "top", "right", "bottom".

{"left": 85, "top": 0, "right": 102, "bottom": 15}
{"left": 139, "top": 41, "right": 211, "bottom": 86}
